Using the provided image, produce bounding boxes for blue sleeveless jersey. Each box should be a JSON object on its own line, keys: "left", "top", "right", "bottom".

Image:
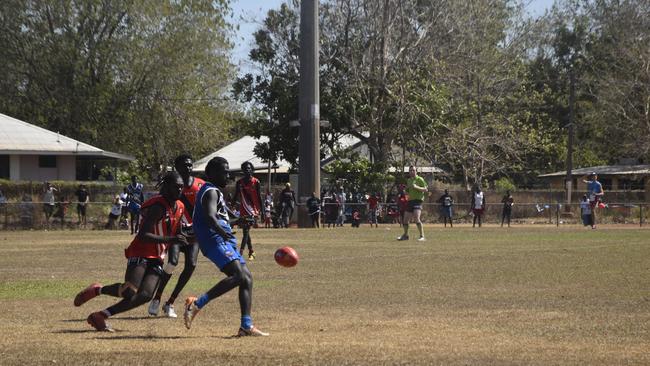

{"left": 192, "top": 182, "right": 244, "bottom": 269}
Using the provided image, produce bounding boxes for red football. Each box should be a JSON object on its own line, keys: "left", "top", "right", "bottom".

{"left": 274, "top": 246, "right": 299, "bottom": 267}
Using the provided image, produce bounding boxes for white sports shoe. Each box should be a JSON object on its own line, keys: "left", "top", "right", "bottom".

{"left": 417, "top": 236, "right": 426, "bottom": 242}
{"left": 163, "top": 303, "right": 177, "bottom": 318}
{"left": 148, "top": 299, "right": 160, "bottom": 316}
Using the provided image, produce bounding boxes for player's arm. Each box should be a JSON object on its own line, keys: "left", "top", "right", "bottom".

{"left": 201, "top": 189, "right": 235, "bottom": 240}
{"left": 413, "top": 178, "right": 428, "bottom": 192}
{"left": 137, "top": 204, "right": 187, "bottom": 245}
{"left": 255, "top": 181, "right": 263, "bottom": 215}
{"left": 233, "top": 180, "right": 242, "bottom": 207}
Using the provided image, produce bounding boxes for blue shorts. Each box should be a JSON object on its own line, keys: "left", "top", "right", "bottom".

{"left": 442, "top": 206, "right": 453, "bottom": 218}
{"left": 198, "top": 220, "right": 245, "bottom": 270}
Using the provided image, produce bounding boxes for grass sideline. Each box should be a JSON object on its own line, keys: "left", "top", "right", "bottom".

{"left": 0, "top": 225, "right": 648, "bottom": 365}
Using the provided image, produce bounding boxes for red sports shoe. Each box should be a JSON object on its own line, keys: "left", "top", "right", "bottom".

{"left": 87, "top": 311, "right": 112, "bottom": 332}
{"left": 74, "top": 283, "right": 102, "bottom": 307}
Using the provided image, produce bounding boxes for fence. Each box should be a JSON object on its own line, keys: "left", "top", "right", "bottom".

{"left": 0, "top": 200, "right": 648, "bottom": 230}
{"left": 313, "top": 201, "right": 649, "bottom": 227}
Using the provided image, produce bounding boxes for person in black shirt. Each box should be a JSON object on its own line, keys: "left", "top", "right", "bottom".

{"left": 437, "top": 189, "right": 454, "bottom": 228}
{"left": 75, "top": 184, "right": 90, "bottom": 228}
{"left": 306, "top": 192, "right": 321, "bottom": 228}
{"left": 279, "top": 183, "right": 296, "bottom": 228}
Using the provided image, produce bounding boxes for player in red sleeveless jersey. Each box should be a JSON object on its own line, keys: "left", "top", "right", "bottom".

{"left": 73, "top": 172, "right": 187, "bottom": 331}
{"left": 234, "top": 161, "right": 262, "bottom": 260}
{"left": 148, "top": 154, "right": 205, "bottom": 317}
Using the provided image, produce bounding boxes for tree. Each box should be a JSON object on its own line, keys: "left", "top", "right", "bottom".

{"left": 0, "top": 0, "right": 238, "bottom": 175}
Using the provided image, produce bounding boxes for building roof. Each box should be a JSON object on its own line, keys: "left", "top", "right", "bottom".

{"left": 0, "top": 113, "right": 134, "bottom": 160}
{"left": 195, "top": 134, "right": 447, "bottom": 175}
{"left": 194, "top": 136, "right": 292, "bottom": 173}
{"left": 538, "top": 164, "right": 650, "bottom": 178}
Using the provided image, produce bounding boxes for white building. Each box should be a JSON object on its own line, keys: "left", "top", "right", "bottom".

{"left": 0, "top": 113, "right": 134, "bottom": 181}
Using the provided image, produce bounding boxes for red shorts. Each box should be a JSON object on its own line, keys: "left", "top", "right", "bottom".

{"left": 472, "top": 208, "right": 484, "bottom": 215}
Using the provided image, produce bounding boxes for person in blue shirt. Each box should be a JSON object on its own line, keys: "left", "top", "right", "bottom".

{"left": 583, "top": 172, "right": 604, "bottom": 229}
{"left": 183, "top": 156, "right": 268, "bottom": 337}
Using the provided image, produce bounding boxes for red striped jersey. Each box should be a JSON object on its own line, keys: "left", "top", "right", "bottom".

{"left": 236, "top": 176, "right": 261, "bottom": 217}
{"left": 124, "top": 195, "right": 185, "bottom": 261}
{"left": 180, "top": 177, "right": 205, "bottom": 224}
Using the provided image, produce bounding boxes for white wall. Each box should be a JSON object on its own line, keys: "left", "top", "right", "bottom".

{"left": 17, "top": 155, "right": 76, "bottom": 181}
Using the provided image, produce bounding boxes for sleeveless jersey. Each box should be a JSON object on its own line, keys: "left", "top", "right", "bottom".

{"left": 192, "top": 182, "right": 230, "bottom": 244}
{"left": 179, "top": 177, "right": 205, "bottom": 224}
{"left": 236, "top": 177, "right": 261, "bottom": 217}
{"left": 127, "top": 183, "right": 144, "bottom": 204}
{"left": 124, "top": 195, "right": 184, "bottom": 261}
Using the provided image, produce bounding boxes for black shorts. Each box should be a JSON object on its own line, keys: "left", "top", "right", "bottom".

{"left": 77, "top": 204, "right": 87, "bottom": 216}
{"left": 406, "top": 200, "right": 423, "bottom": 213}
{"left": 126, "top": 257, "right": 164, "bottom": 277}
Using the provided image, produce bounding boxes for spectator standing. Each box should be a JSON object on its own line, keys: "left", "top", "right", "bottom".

{"left": 438, "top": 189, "right": 454, "bottom": 228}
{"left": 336, "top": 187, "right": 346, "bottom": 227}
{"left": 397, "top": 188, "right": 409, "bottom": 225}
{"left": 579, "top": 194, "right": 593, "bottom": 228}
{"left": 263, "top": 201, "right": 272, "bottom": 228}
{"left": 306, "top": 192, "right": 321, "bottom": 228}
{"left": 75, "top": 184, "right": 90, "bottom": 228}
{"left": 367, "top": 193, "right": 379, "bottom": 228}
{"left": 280, "top": 183, "right": 296, "bottom": 227}
{"left": 583, "top": 172, "right": 604, "bottom": 229}
{"left": 42, "top": 182, "right": 57, "bottom": 228}
{"left": 471, "top": 186, "right": 486, "bottom": 228}
{"left": 500, "top": 190, "right": 514, "bottom": 227}
{"left": 126, "top": 175, "right": 145, "bottom": 234}
{"left": 323, "top": 191, "right": 339, "bottom": 228}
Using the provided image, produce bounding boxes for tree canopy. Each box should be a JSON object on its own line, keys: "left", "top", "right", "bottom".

{"left": 0, "top": 0, "right": 238, "bottom": 175}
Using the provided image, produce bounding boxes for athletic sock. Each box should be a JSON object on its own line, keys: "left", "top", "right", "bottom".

{"left": 195, "top": 294, "right": 209, "bottom": 309}
{"left": 416, "top": 223, "right": 423, "bottom": 237}
{"left": 402, "top": 224, "right": 409, "bottom": 237}
{"left": 241, "top": 315, "right": 252, "bottom": 330}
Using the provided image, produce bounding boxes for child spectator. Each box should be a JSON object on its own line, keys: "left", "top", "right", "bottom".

{"left": 580, "top": 194, "right": 594, "bottom": 228}
{"left": 351, "top": 209, "right": 361, "bottom": 228}
{"left": 106, "top": 195, "right": 123, "bottom": 230}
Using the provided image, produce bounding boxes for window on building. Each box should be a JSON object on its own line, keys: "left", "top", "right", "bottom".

{"left": 0, "top": 155, "right": 8, "bottom": 179}
{"left": 38, "top": 155, "right": 57, "bottom": 168}
{"left": 618, "top": 178, "right": 645, "bottom": 190}
{"left": 600, "top": 178, "right": 612, "bottom": 191}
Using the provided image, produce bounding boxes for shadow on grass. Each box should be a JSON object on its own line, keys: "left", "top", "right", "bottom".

{"left": 61, "top": 316, "right": 160, "bottom": 322}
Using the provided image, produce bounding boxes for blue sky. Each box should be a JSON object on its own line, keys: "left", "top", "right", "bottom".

{"left": 229, "top": 0, "right": 555, "bottom": 72}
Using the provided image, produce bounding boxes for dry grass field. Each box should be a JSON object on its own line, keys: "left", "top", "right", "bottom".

{"left": 0, "top": 224, "right": 649, "bottom": 365}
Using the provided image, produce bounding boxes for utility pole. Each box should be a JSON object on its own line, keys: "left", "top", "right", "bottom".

{"left": 565, "top": 65, "right": 575, "bottom": 212}
{"left": 297, "top": 0, "right": 320, "bottom": 227}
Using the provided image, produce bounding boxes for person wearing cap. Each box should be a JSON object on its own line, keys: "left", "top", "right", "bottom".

{"left": 582, "top": 172, "right": 604, "bottom": 229}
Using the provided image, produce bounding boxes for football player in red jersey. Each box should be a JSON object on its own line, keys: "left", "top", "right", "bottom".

{"left": 234, "top": 161, "right": 262, "bottom": 260}
{"left": 148, "top": 154, "right": 205, "bottom": 317}
{"left": 73, "top": 172, "right": 187, "bottom": 331}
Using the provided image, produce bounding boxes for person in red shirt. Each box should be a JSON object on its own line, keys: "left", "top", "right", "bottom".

{"left": 73, "top": 172, "right": 187, "bottom": 331}
{"left": 397, "top": 187, "right": 409, "bottom": 225}
{"left": 149, "top": 154, "right": 205, "bottom": 318}
{"left": 367, "top": 193, "right": 379, "bottom": 228}
{"left": 235, "top": 161, "right": 262, "bottom": 260}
